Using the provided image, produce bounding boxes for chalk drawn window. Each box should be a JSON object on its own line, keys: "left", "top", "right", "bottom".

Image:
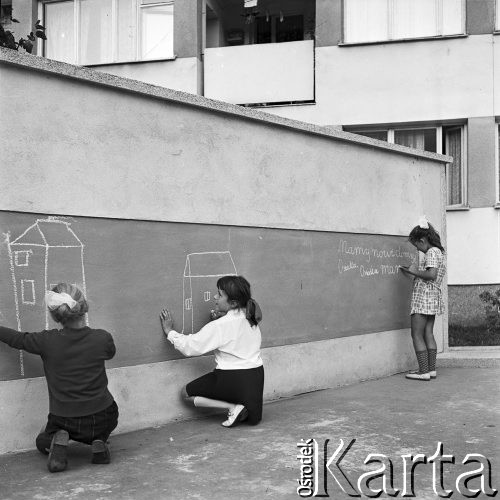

{"left": 204, "top": 291, "right": 211, "bottom": 302}
{"left": 14, "top": 251, "right": 30, "bottom": 267}
{"left": 185, "top": 298, "right": 192, "bottom": 310}
{"left": 21, "top": 280, "right": 36, "bottom": 305}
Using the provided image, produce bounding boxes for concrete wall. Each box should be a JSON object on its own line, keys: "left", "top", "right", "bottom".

{"left": 267, "top": 35, "right": 497, "bottom": 125}
{"left": 263, "top": 34, "right": 499, "bottom": 292}
{"left": 447, "top": 208, "right": 500, "bottom": 285}
{"left": 0, "top": 48, "right": 447, "bottom": 454}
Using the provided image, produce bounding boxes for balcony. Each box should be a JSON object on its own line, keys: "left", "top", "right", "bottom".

{"left": 203, "top": 0, "right": 315, "bottom": 106}
{"left": 204, "top": 40, "right": 314, "bottom": 105}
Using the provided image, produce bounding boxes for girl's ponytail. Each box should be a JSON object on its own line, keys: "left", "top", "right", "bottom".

{"left": 246, "top": 298, "right": 262, "bottom": 327}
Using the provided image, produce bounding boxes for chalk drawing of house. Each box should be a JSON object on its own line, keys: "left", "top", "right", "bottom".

{"left": 182, "top": 251, "right": 237, "bottom": 334}
{"left": 8, "top": 218, "right": 87, "bottom": 335}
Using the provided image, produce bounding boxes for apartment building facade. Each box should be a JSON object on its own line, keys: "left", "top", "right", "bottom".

{"left": 3, "top": 0, "right": 499, "bottom": 344}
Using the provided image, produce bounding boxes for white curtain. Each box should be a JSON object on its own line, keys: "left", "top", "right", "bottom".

{"left": 117, "top": 0, "right": 137, "bottom": 62}
{"left": 140, "top": 4, "right": 174, "bottom": 60}
{"left": 445, "top": 128, "right": 462, "bottom": 205}
{"left": 80, "top": 0, "right": 113, "bottom": 65}
{"left": 394, "top": 129, "right": 426, "bottom": 150}
{"left": 344, "top": 0, "right": 388, "bottom": 43}
{"left": 344, "top": 0, "right": 464, "bottom": 43}
{"left": 45, "top": 2, "right": 75, "bottom": 64}
{"left": 442, "top": 0, "right": 465, "bottom": 35}
{"left": 393, "top": 0, "right": 437, "bottom": 39}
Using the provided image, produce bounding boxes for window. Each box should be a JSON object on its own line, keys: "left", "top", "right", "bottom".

{"left": 444, "top": 126, "right": 465, "bottom": 206}
{"left": 43, "top": 0, "right": 174, "bottom": 65}
{"left": 21, "top": 280, "right": 36, "bottom": 305}
{"left": 347, "top": 124, "right": 467, "bottom": 206}
{"left": 343, "top": 0, "right": 465, "bottom": 44}
{"left": 254, "top": 14, "right": 304, "bottom": 44}
{"left": 497, "top": 123, "right": 500, "bottom": 203}
{"left": 14, "top": 251, "right": 31, "bottom": 267}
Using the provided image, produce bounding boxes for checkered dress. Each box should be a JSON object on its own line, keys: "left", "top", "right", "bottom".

{"left": 410, "top": 247, "right": 446, "bottom": 315}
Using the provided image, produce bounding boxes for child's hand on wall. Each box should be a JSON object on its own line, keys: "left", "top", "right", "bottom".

{"left": 160, "top": 309, "right": 174, "bottom": 334}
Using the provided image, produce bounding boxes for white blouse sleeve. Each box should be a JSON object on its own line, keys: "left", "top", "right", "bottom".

{"left": 167, "top": 321, "right": 224, "bottom": 357}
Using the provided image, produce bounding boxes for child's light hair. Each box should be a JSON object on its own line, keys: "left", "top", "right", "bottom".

{"left": 49, "top": 283, "right": 88, "bottom": 324}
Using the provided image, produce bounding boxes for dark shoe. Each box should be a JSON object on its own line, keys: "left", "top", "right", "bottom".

{"left": 91, "top": 440, "right": 111, "bottom": 464}
{"left": 222, "top": 405, "right": 248, "bottom": 428}
{"left": 35, "top": 431, "right": 51, "bottom": 455}
{"left": 47, "top": 430, "right": 69, "bottom": 473}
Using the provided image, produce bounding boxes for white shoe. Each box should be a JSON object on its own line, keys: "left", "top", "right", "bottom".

{"left": 409, "top": 370, "right": 436, "bottom": 379}
{"left": 221, "top": 405, "right": 248, "bottom": 427}
{"left": 406, "top": 372, "right": 431, "bottom": 381}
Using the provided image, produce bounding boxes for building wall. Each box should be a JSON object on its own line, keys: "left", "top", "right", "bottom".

{"left": 267, "top": 35, "right": 497, "bottom": 125}
{"left": 0, "top": 50, "right": 446, "bottom": 454}
{"left": 264, "top": 33, "right": 499, "bottom": 297}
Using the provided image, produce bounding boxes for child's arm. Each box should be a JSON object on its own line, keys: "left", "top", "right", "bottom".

{"left": 0, "top": 326, "right": 44, "bottom": 354}
{"left": 402, "top": 264, "right": 438, "bottom": 281}
{"left": 104, "top": 332, "right": 116, "bottom": 360}
{"left": 160, "top": 309, "right": 224, "bottom": 357}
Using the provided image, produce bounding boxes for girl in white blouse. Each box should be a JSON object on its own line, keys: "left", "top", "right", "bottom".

{"left": 160, "top": 276, "right": 264, "bottom": 427}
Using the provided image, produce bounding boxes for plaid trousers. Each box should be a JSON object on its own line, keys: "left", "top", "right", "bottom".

{"left": 37, "top": 401, "right": 119, "bottom": 447}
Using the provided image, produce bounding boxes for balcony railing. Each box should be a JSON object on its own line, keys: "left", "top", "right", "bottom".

{"left": 204, "top": 40, "right": 314, "bottom": 105}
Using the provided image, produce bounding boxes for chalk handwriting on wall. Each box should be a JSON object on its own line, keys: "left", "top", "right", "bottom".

{"left": 337, "top": 239, "right": 417, "bottom": 279}
{"left": 5, "top": 218, "right": 87, "bottom": 376}
{"left": 182, "top": 251, "right": 237, "bottom": 334}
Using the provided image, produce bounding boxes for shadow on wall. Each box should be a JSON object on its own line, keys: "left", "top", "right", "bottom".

{"left": 448, "top": 284, "right": 500, "bottom": 346}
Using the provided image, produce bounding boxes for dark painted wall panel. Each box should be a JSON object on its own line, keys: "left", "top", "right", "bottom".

{"left": 466, "top": 0, "right": 495, "bottom": 35}
{"left": 316, "top": 0, "right": 342, "bottom": 47}
{"left": 0, "top": 211, "right": 416, "bottom": 381}
{"left": 467, "top": 117, "right": 497, "bottom": 207}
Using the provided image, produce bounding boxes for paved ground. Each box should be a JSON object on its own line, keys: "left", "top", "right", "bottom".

{"left": 0, "top": 367, "right": 498, "bottom": 500}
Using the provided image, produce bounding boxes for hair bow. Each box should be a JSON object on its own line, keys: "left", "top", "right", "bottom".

{"left": 417, "top": 216, "right": 429, "bottom": 229}
{"left": 45, "top": 291, "right": 77, "bottom": 311}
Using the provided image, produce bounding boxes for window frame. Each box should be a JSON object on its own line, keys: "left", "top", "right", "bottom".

{"left": 14, "top": 250, "right": 31, "bottom": 267}
{"left": 342, "top": 0, "right": 466, "bottom": 45}
{"left": 497, "top": 0, "right": 500, "bottom": 31}
{"left": 444, "top": 125, "right": 467, "bottom": 209}
{"left": 496, "top": 122, "right": 500, "bottom": 205}
{"left": 39, "top": 0, "right": 174, "bottom": 65}
{"left": 345, "top": 122, "right": 468, "bottom": 208}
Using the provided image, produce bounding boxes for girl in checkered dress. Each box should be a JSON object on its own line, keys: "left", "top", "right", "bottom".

{"left": 400, "top": 217, "right": 446, "bottom": 381}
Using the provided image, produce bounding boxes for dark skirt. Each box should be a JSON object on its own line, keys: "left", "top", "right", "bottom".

{"left": 37, "top": 401, "right": 119, "bottom": 447}
{"left": 186, "top": 366, "right": 264, "bottom": 425}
